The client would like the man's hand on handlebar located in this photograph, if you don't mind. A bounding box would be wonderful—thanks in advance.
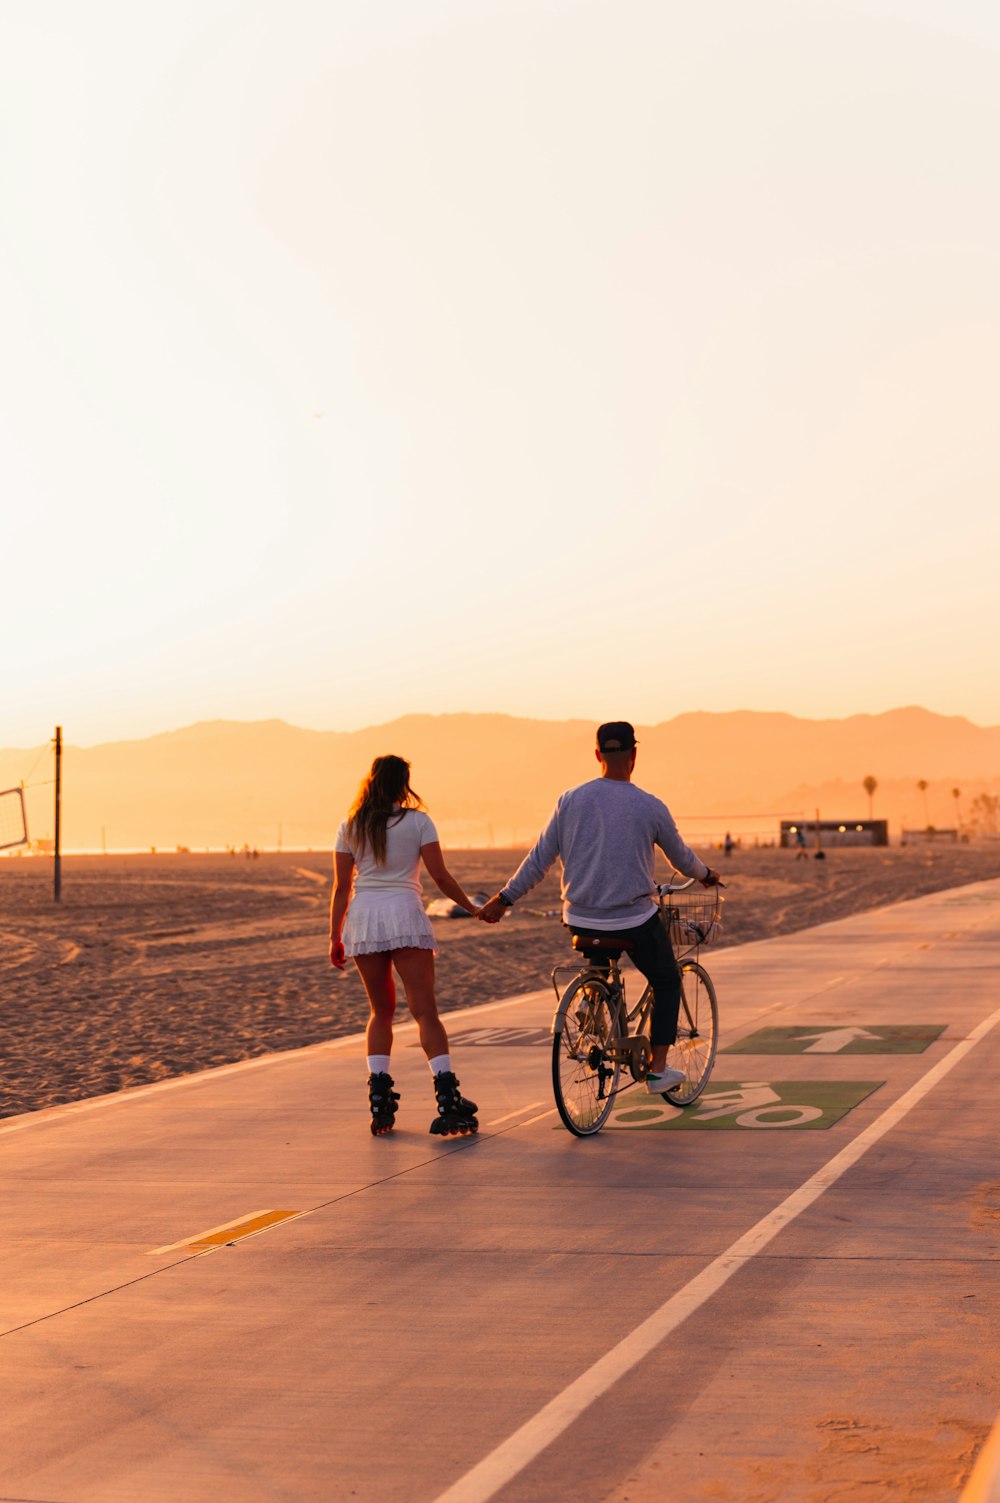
[701,868,723,887]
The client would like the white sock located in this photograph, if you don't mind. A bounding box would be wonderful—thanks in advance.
[367,1055,391,1075]
[428,1054,452,1076]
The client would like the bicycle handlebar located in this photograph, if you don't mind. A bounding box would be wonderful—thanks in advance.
[631,873,726,902]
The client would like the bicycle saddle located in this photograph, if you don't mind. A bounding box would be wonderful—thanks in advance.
[572,934,636,955]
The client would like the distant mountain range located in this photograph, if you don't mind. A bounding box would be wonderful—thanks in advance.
[3,708,999,851]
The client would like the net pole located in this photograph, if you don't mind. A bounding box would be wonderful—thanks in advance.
[54,726,62,903]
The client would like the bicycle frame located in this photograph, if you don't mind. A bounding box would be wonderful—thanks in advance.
[549,876,723,1134]
[553,925,718,1130]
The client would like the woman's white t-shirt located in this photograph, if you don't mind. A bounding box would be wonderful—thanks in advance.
[334,808,438,897]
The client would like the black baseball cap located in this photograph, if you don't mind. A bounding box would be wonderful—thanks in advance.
[596,721,637,752]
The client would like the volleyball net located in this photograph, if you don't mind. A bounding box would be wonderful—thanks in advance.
[0,786,29,850]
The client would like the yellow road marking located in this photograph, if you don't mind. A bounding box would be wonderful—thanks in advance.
[149,1209,300,1255]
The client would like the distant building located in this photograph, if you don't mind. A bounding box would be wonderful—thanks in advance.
[900,827,959,845]
[780,819,889,849]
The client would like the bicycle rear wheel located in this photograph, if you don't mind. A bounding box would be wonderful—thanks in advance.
[552,976,622,1136]
[662,961,718,1105]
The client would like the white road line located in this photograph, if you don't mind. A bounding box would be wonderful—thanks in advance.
[517,1109,558,1129]
[432,1001,1000,1503]
[485,1102,546,1126]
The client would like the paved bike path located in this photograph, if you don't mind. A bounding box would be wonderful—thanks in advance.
[2,878,999,1502]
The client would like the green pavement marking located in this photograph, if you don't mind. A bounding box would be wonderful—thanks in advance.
[607,1079,884,1131]
[721,1024,946,1055]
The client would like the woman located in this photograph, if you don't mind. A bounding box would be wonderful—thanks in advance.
[329,754,481,1137]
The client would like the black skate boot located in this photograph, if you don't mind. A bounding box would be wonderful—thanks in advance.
[368,1072,400,1135]
[429,1071,479,1136]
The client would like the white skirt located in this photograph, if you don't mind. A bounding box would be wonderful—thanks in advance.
[343,889,437,957]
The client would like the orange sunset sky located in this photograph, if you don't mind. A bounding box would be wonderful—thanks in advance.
[3,0,999,749]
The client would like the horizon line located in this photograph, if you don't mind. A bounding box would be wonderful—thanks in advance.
[4,702,998,754]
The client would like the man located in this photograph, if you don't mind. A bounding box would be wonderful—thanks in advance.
[478,721,720,1093]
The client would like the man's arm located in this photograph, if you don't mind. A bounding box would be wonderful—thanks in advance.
[478,807,561,924]
[654,803,715,884]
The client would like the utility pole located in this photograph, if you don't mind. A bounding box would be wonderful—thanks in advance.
[54,725,62,903]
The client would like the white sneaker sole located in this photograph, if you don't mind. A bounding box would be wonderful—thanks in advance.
[645,1072,686,1094]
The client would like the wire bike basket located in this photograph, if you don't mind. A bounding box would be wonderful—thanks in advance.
[659,884,723,959]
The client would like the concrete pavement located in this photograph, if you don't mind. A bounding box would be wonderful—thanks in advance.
[2,879,1000,1502]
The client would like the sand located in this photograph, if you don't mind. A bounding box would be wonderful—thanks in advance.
[2,843,1000,1119]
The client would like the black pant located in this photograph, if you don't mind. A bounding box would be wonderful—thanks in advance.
[570,911,681,1047]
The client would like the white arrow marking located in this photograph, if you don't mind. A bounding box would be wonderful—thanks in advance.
[798,1027,881,1054]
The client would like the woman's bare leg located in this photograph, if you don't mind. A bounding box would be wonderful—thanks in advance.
[392,948,449,1060]
[354,953,397,1057]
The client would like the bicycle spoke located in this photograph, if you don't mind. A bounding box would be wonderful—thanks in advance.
[664,962,719,1104]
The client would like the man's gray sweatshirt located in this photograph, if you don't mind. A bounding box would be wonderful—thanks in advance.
[501,777,709,930]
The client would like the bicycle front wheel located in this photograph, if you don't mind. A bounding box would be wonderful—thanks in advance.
[663,961,718,1105]
[552,976,622,1136]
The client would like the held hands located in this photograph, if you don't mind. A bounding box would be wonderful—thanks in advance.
[477,893,509,924]
[329,936,346,969]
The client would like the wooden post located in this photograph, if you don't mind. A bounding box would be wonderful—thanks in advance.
[54,725,62,903]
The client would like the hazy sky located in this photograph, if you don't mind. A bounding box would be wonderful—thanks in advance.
[4,0,998,748]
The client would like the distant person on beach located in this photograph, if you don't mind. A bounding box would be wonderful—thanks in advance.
[478,721,720,1095]
[329,754,481,1137]
[793,827,808,859]
[724,831,734,858]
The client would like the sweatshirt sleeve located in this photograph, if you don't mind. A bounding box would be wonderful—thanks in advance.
[653,800,710,881]
[501,803,562,903]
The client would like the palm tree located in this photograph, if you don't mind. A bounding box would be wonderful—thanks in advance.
[862,775,877,820]
[952,787,962,831]
[917,780,930,827]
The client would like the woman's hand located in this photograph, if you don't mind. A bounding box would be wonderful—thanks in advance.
[478,894,509,924]
[329,936,346,969]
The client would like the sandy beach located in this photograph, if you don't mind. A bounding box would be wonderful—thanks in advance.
[2,843,1000,1120]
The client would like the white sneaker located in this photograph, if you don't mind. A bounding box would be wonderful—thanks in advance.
[645,1066,686,1094]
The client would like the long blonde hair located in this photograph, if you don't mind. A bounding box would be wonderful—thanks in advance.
[346,755,424,864]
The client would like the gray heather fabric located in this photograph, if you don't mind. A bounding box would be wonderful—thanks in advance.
[501,777,709,929]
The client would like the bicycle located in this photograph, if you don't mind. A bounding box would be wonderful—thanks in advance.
[550,877,723,1137]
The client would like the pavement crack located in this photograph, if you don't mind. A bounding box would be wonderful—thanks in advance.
[0,1251,206,1341]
